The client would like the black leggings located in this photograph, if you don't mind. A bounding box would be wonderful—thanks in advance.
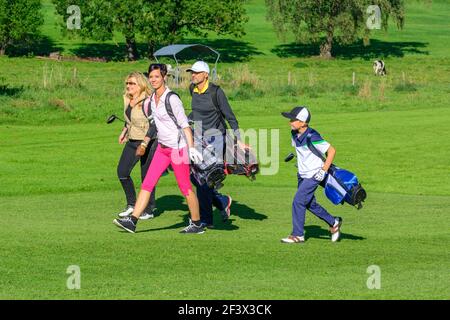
[117,139,157,212]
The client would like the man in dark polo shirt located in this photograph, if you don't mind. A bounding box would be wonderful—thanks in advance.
[187,61,245,228]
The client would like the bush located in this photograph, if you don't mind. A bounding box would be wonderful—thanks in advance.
[394,82,417,93]
[229,81,264,100]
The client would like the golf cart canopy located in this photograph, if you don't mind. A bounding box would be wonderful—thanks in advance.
[153,44,220,83]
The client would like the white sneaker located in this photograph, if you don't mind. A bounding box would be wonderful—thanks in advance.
[281,235,305,243]
[139,212,154,220]
[330,217,343,242]
[118,205,134,218]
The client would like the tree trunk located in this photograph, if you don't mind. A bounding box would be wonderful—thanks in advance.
[148,40,156,59]
[125,36,138,61]
[320,32,333,59]
[0,43,6,56]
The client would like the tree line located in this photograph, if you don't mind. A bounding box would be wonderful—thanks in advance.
[0,0,409,59]
[265,0,405,58]
[0,0,248,59]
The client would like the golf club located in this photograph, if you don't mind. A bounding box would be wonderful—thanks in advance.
[284,152,295,162]
[106,114,125,124]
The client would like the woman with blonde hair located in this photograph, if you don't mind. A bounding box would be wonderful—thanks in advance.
[116,72,157,220]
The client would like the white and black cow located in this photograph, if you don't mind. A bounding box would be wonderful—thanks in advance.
[373,60,387,76]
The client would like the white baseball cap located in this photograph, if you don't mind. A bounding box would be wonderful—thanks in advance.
[186,61,210,74]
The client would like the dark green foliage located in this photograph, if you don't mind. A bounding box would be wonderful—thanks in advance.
[394,82,417,92]
[229,82,264,100]
[52,0,248,60]
[0,0,44,55]
[265,0,405,58]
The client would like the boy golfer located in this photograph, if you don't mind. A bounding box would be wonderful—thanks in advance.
[281,106,342,243]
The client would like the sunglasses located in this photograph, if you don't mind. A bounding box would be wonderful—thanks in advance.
[126,82,137,86]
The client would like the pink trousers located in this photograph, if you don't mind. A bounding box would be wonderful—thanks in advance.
[141,144,192,196]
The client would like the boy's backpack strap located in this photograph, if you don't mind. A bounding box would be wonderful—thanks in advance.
[307,133,345,189]
[306,133,337,172]
[306,133,326,162]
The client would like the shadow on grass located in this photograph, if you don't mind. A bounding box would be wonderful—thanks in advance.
[179,38,264,63]
[207,199,267,231]
[227,200,267,221]
[72,43,150,62]
[272,39,429,60]
[136,196,266,233]
[155,194,188,215]
[8,37,263,62]
[305,225,365,241]
[0,84,25,97]
[5,36,63,57]
[136,195,190,233]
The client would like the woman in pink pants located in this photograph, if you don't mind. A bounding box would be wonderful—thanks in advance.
[113,64,205,234]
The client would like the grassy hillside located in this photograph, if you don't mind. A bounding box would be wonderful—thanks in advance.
[1,0,449,126]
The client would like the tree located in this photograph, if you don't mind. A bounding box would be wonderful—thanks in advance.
[52,0,139,60]
[140,0,248,57]
[52,0,248,61]
[266,0,405,58]
[0,0,44,56]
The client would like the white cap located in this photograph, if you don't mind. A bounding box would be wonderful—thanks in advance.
[186,61,210,74]
[281,106,311,123]
[296,107,310,122]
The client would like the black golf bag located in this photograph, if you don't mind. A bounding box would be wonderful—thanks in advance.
[224,134,259,180]
[190,140,227,190]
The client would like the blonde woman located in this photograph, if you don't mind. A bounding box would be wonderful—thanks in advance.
[116,72,157,220]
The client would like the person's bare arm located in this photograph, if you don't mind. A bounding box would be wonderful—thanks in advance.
[183,127,194,148]
[119,127,128,144]
[322,145,336,172]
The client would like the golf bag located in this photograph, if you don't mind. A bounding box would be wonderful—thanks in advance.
[190,141,227,190]
[189,82,259,181]
[306,134,367,209]
[224,134,259,180]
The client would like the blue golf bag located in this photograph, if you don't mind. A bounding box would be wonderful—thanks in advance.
[307,135,367,210]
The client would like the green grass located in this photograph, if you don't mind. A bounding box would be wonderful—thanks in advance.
[0,0,449,299]
[0,188,448,299]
